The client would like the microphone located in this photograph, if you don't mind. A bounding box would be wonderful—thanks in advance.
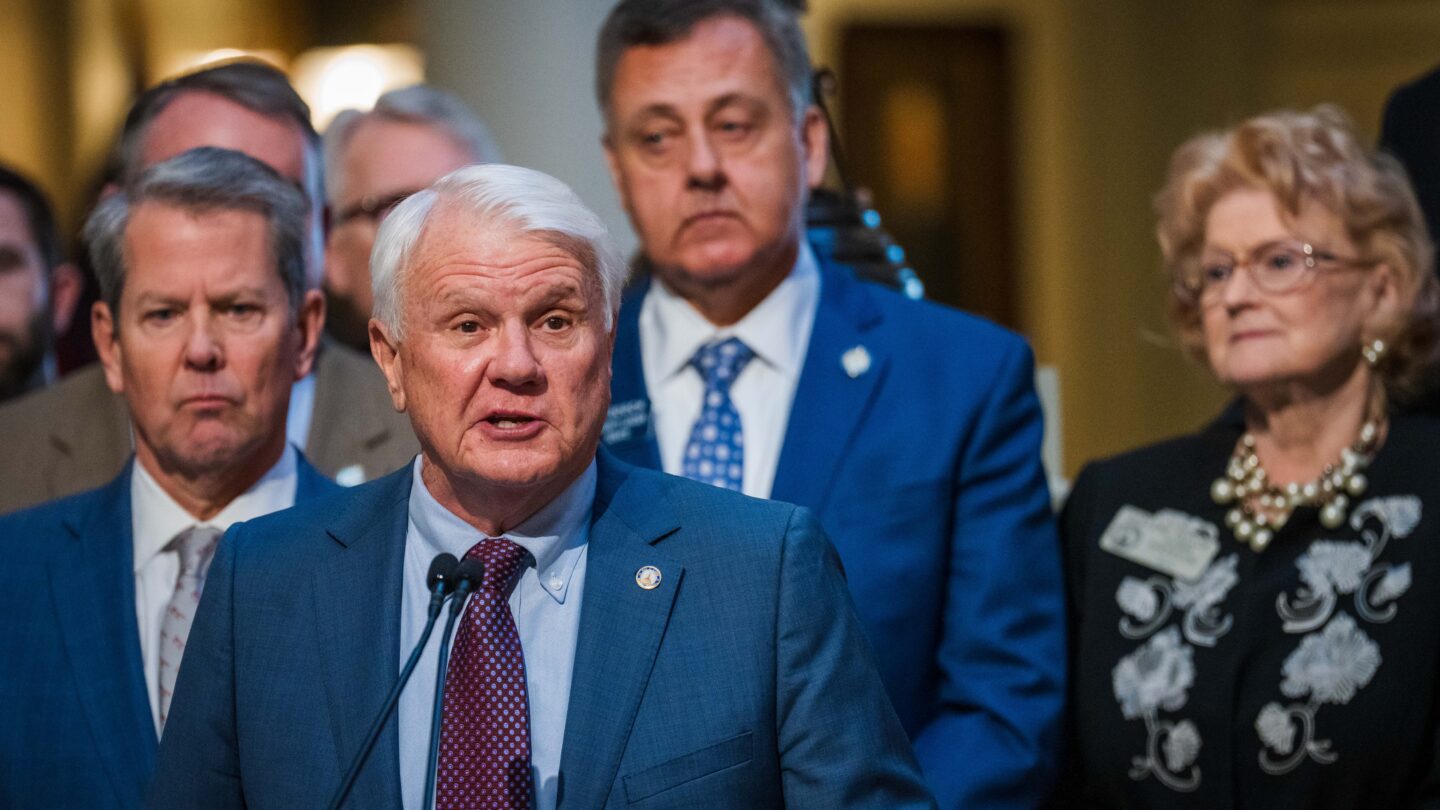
[327,553,461,810]
[422,556,485,810]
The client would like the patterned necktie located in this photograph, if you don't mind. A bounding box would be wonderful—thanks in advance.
[436,537,534,810]
[157,524,221,729]
[681,337,755,491]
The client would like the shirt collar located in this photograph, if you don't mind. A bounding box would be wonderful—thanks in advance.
[644,241,820,383]
[407,457,595,604]
[131,443,300,573]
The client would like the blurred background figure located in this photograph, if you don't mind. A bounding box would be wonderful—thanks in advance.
[0,60,417,515]
[596,1,1064,806]
[322,84,501,352]
[0,147,337,810]
[1060,105,1440,808]
[0,164,82,402]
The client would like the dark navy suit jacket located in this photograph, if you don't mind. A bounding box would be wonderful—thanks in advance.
[145,452,934,808]
[605,262,1067,808]
[0,455,337,809]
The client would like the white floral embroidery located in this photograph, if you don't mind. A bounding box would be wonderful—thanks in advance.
[1295,542,1371,597]
[1114,628,1195,719]
[1117,578,1159,623]
[1114,628,1202,791]
[1164,720,1202,772]
[1256,703,1296,756]
[1280,614,1381,704]
[1278,496,1422,632]
[1372,564,1412,606]
[1117,555,1238,647]
[1258,614,1382,774]
[1351,496,1422,537]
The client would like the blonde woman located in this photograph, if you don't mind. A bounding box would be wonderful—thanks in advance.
[1059,105,1440,808]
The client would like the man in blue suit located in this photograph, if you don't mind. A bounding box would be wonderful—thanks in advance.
[0,147,335,808]
[147,164,931,808]
[595,1,1066,806]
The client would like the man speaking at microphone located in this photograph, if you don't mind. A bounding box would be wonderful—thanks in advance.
[147,164,932,809]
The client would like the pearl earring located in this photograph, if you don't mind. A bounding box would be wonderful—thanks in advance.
[1362,338,1386,367]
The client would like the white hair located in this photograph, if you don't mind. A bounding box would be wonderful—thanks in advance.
[371,164,627,339]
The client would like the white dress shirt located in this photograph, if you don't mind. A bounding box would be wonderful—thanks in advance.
[131,443,300,734]
[639,242,820,499]
[398,457,593,810]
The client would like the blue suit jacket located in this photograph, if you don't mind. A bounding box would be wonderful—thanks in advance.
[145,451,934,808]
[605,263,1067,807]
[0,454,337,809]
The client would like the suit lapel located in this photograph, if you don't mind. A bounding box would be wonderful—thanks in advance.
[604,281,663,470]
[51,466,157,805]
[558,453,682,808]
[312,466,411,803]
[770,263,888,512]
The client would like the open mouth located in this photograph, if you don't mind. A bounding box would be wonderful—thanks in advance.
[484,413,538,429]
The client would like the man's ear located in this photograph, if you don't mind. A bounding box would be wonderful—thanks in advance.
[369,317,407,413]
[292,289,326,380]
[91,300,124,394]
[49,262,83,335]
[800,105,830,190]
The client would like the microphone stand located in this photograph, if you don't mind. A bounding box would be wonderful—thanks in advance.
[422,557,485,810]
[327,554,460,810]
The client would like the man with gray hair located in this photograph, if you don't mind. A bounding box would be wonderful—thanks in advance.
[149,163,933,808]
[323,84,502,351]
[0,61,418,515]
[0,147,340,809]
[596,1,1065,806]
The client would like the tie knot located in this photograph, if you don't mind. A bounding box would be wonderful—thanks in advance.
[691,337,754,392]
[464,537,531,595]
[167,525,221,577]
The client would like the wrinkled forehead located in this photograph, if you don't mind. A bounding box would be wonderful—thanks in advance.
[404,202,601,297]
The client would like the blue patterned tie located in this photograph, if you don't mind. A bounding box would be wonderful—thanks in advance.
[681,337,754,491]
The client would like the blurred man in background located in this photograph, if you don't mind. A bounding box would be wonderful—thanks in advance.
[596,1,1066,806]
[0,164,82,402]
[0,61,417,515]
[322,84,501,351]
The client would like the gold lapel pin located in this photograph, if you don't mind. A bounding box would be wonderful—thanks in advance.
[635,565,662,590]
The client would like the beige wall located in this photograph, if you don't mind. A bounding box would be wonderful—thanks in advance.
[808,0,1440,475]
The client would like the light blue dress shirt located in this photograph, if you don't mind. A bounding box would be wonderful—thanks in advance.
[397,456,593,810]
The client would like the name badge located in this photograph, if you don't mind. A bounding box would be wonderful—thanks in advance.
[1099,505,1220,581]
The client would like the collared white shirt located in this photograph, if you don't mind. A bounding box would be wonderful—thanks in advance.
[638,242,820,499]
[131,443,300,734]
[398,457,593,810]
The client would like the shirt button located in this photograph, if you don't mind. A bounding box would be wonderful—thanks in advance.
[548,575,563,591]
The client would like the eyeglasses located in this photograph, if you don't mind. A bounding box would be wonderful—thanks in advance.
[332,190,416,229]
[1176,239,1373,306]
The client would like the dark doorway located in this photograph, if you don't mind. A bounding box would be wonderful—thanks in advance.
[839,24,1016,327]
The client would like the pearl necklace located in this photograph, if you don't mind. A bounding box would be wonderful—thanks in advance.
[1210,418,1382,552]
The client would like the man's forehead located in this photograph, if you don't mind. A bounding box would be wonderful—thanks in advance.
[610,16,787,115]
[140,91,308,183]
[0,192,38,251]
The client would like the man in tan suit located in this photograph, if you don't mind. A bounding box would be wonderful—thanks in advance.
[0,62,416,515]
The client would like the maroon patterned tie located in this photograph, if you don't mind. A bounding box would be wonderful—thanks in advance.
[436,537,534,809]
